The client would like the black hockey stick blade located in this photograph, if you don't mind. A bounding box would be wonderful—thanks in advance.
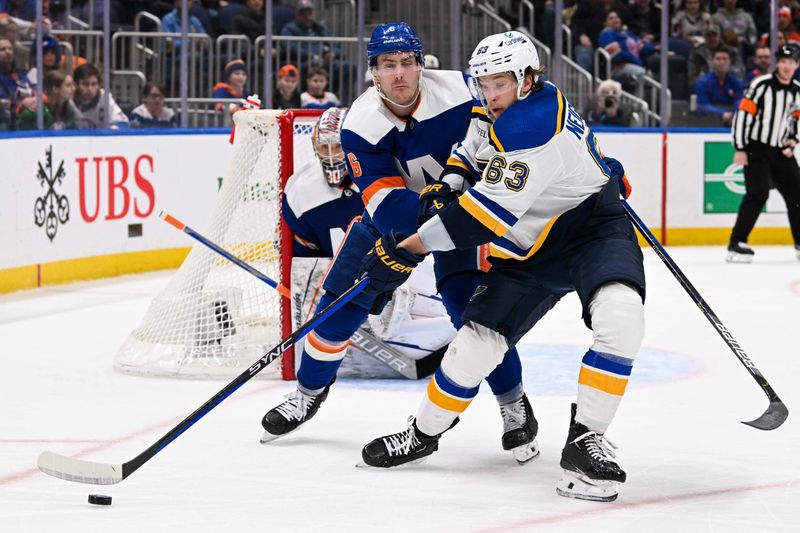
[414,345,447,379]
[622,200,788,430]
[37,276,370,485]
[742,400,789,431]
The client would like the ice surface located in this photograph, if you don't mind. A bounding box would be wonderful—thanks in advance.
[1,247,798,532]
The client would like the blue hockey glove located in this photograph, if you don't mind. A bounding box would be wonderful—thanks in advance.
[360,231,425,296]
[603,156,632,199]
[418,181,459,227]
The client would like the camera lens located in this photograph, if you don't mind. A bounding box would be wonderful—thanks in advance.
[604,97,615,107]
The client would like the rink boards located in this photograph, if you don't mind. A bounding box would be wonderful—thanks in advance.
[0,127,796,293]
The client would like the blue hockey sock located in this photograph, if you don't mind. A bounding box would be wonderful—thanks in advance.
[295,292,368,392]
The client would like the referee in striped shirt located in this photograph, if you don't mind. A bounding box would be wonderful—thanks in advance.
[729,44,800,262]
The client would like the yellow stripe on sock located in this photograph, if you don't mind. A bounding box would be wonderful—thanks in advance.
[426,379,472,413]
[578,367,629,396]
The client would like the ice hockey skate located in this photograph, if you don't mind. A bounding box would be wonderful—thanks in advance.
[260,381,333,443]
[499,393,540,464]
[726,242,755,263]
[359,417,457,468]
[556,404,626,502]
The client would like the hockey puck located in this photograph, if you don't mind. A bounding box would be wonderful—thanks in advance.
[88,494,112,506]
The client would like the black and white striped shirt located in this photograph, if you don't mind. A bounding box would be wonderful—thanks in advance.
[732,73,800,150]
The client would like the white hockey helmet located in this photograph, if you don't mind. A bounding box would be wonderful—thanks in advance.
[312,107,350,187]
[468,31,540,101]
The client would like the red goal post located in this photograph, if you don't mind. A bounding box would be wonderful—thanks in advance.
[115,109,324,381]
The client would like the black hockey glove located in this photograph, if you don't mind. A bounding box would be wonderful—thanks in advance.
[360,231,425,296]
[417,181,459,227]
[603,156,632,199]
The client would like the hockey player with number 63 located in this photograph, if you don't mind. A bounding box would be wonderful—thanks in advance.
[259,23,539,465]
[358,31,646,503]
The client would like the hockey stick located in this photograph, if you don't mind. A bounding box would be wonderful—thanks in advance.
[623,201,788,431]
[159,211,446,379]
[37,275,370,485]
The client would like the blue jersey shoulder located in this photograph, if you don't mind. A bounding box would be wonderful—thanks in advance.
[489,82,568,152]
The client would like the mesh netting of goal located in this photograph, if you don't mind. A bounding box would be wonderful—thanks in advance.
[114,110,322,380]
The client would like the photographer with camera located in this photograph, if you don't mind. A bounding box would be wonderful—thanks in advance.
[586,79,633,126]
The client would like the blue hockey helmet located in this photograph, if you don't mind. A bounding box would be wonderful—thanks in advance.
[367,22,424,67]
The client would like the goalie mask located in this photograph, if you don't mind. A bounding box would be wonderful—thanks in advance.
[468,31,540,118]
[312,107,350,187]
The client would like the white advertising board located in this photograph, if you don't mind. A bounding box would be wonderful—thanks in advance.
[0,132,231,270]
[593,130,664,231]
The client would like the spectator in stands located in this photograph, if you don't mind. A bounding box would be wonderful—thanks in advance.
[671,0,711,48]
[0,36,34,129]
[711,0,757,55]
[688,23,743,86]
[586,79,633,126]
[759,7,800,46]
[281,1,336,64]
[745,45,772,84]
[25,34,61,87]
[626,0,659,44]
[72,63,129,129]
[0,17,28,71]
[300,66,339,110]
[598,10,654,85]
[17,70,80,130]
[213,58,249,114]
[272,63,300,109]
[232,0,265,42]
[130,81,177,129]
[693,48,744,125]
[570,0,627,72]
[0,0,37,21]
[162,0,208,50]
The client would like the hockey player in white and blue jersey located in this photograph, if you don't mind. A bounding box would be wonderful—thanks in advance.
[260,23,538,464]
[282,108,363,257]
[359,31,646,503]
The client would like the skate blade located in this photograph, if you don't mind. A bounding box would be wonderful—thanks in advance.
[259,425,302,444]
[354,456,430,469]
[555,469,620,503]
[511,439,541,465]
[726,252,753,263]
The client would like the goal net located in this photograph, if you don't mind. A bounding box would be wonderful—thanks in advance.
[114,110,321,380]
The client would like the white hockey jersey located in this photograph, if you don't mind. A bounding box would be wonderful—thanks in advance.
[419,81,612,261]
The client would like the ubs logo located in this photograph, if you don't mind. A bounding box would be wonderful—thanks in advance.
[34,145,70,242]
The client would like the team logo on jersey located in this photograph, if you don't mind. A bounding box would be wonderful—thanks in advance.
[34,145,70,242]
[469,285,487,302]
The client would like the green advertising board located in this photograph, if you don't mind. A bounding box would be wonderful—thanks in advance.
[703,141,785,214]
[703,141,747,213]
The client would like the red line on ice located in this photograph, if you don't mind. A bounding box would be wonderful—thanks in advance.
[0,381,284,486]
[477,479,798,532]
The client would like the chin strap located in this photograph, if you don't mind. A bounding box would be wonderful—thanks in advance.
[375,82,421,111]
[371,62,424,111]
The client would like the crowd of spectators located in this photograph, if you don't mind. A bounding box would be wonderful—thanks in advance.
[503,0,800,126]
[0,0,343,130]
[4,0,800,130]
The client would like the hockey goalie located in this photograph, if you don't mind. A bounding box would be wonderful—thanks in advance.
[282,107,456,379]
